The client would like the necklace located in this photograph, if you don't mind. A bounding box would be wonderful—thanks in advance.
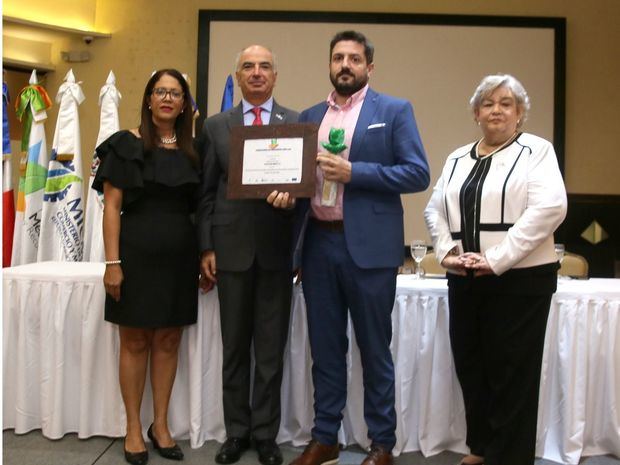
[160,133,177,144]
[476,131,518,158]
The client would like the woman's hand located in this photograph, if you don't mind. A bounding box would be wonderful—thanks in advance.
[441,255,468,276]
[200,250,217,280]
[461,252,495,277]
[199,275,215,293]
[199,251,217,293]
[104,264,123,302]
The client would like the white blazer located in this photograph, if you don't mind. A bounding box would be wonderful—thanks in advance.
[424,133,567,275]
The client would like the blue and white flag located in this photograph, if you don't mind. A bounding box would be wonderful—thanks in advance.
[83,70,120,262]
[12,70,52,265]
[38,69,85,261]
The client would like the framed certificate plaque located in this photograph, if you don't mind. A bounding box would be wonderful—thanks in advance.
[227,123,318,199]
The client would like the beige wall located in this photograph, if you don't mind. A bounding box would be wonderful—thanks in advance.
[4,0,619,198]
[3,0,97,31]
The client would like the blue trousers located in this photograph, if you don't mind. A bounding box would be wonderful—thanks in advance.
[301,223,397,449]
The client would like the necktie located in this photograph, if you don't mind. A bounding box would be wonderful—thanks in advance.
[251,107,263,126]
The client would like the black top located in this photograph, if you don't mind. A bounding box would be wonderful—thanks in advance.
[92,130,200,328]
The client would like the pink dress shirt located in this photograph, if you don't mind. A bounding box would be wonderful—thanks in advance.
[310,85,369,221]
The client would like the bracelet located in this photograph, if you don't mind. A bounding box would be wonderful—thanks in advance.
[105,260,122,265]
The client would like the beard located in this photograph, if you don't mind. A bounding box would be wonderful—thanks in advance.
[330,69,368,97]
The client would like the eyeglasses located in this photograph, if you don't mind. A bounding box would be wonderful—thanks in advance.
[151,87,184,101]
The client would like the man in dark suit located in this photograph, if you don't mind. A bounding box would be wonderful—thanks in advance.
[289,31,430,465]
[197,44,298,465]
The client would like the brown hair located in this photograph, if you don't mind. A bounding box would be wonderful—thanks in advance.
[330,30,374,64]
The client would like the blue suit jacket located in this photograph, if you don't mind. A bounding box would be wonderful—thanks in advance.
[295,88,430,269]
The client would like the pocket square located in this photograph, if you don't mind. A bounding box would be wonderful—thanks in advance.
[367,123,386,129]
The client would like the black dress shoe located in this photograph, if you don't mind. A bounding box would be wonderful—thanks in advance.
[147,424,184,461]
[255,439,283,465]
[215,437,251,464]
[124,437,148,465]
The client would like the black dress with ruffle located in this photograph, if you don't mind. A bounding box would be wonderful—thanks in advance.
[92,130,199,328]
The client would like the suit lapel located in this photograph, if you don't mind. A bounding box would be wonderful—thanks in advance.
[227,104,244,130]
[270,100,288,125]
[221,105,243,169]
[349,88,379,161]
[312,103,329,124]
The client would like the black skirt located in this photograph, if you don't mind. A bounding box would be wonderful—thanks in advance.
[93,130,200,328]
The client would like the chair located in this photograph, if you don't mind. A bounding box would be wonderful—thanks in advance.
[559,252,589,278]
[400,256,415,274]
[400,251,447,276]
[420,251,447,276]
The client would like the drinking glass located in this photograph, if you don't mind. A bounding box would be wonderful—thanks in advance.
[411,240,427,279]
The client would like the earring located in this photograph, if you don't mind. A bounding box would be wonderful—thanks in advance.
[477,121,480,126]
[517,119,521,125]
[148,105,152,110]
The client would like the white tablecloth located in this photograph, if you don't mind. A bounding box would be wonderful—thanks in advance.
[3,263,620,464]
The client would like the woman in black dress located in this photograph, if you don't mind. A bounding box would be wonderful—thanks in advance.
[93,69,200,465]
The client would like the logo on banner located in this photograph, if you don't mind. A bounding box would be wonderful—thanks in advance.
[26,210,42,246]
[43,149,84,259]
[43,150,82,202]
[50,197,84,260]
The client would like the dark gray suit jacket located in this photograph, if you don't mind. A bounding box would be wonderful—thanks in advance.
[197,101,299,271]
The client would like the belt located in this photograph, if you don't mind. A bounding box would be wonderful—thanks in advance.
[311,217,344,232]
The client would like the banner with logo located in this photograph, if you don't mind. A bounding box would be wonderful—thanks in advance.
[38,69,85,261]
[83,70,121,262]
[11,70,52,265]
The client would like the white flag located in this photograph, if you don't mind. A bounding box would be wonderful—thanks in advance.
[11,70,51,266]
[37,69,85,261]
[83,70,121,262]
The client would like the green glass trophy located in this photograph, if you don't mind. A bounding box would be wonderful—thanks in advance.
[320,128,347,206]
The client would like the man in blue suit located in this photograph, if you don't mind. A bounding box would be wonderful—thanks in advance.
[289,31,429,465]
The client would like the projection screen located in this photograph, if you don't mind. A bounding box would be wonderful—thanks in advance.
[197,11,566,243]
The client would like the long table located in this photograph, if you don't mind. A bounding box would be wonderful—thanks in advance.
[3,262,620,464]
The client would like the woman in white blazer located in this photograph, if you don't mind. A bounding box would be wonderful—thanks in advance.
[424,74,567,465]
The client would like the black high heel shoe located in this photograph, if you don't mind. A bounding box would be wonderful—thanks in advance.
[124,437,148,465]
[147,424,184,461]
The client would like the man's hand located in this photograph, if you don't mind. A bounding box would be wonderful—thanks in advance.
[267,190,296,209]
[317,152,352,183]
